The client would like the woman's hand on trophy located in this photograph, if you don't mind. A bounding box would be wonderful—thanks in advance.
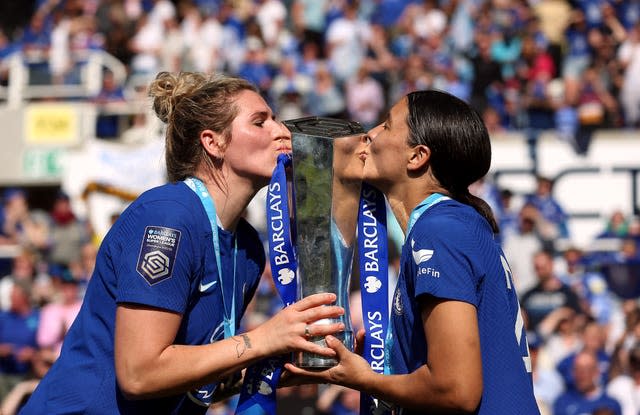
[278,329,369,387]
[283,334,373,390]
[251,293,345,357]
[354,328,366,356]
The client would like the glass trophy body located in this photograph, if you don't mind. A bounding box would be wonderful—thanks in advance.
[283,117,365,369]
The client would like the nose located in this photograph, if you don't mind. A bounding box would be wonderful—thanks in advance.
[275,120,291,141]
[367,123,383,141]
[361,126,381,146]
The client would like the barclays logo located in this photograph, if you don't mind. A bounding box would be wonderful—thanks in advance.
[364,276,382,293]
[258,381,273,395]
[277,268,295,285]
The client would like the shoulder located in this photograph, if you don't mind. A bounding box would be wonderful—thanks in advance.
[135,182,199,209]
[415,199,463,226]
[411,200,482,242]
[107,182,207,249]
[122,182,204,228]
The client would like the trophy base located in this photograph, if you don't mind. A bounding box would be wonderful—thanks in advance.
[295,330,353,370]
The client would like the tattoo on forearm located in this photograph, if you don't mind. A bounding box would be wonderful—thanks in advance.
[233,334,252,358]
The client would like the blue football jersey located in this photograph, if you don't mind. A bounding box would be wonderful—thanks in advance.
[21,182,265,415]
[389,198,540,414]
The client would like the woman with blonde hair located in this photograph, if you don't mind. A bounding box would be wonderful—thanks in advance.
[21,72,344,414]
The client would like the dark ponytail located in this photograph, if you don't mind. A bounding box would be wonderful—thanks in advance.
[450,188,499,234]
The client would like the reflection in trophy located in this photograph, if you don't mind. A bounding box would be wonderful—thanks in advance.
[283,117,365,369]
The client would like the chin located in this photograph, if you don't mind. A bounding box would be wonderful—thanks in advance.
[362,169,379,184]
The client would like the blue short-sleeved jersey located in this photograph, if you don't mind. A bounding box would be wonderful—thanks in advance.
[389,198,540,414]
[21,182,265,415]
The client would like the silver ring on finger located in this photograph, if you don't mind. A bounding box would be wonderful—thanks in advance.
[304,325,311,339]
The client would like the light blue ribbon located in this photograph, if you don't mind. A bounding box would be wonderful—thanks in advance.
[184,177,238,406]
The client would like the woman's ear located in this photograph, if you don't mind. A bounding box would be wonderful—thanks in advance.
[200,129,226,160]
[407,144,430,172]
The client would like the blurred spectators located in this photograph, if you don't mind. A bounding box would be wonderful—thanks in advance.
[0,280,40,401]
[496,188,519,239]
[47,192,91,268]
[325,1,371,84]
[524,176,570,240]
[0,0,635,148]
[344,65,385,130]
[0,250,37,312]
[1,189,49,255]
[553,350,622,415]
[36,266,81,365]
[618,22,640,127]
[255,0,286,50]
[501,203,547,295]
[606,342,640,415]
[538,307,583,369]
[270,55,312,117]
[599,210,632,239]
[237,36,273,97]
[306,62,347,118]
[520,250,583,333]
[529,331,565,415]
[467,31,504,121]
[572,66,619,155]
[291,0,328,56]
[556,320,612,392]
[559,246,615,326]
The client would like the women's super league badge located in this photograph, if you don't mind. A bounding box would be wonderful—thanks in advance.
[136,225,181,285]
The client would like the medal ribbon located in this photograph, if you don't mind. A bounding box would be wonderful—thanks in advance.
[357,183,390,415]
[236,153,297,414]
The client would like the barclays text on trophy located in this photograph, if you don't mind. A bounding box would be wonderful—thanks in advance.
[283,117,365,369]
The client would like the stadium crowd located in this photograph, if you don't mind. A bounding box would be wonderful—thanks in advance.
[1,0,640,414]
[1,0,640,158]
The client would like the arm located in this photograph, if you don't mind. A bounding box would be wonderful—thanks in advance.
[115,293,344,400]
[286,296,483,412]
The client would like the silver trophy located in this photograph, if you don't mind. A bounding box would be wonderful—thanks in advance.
[283,117,365,369]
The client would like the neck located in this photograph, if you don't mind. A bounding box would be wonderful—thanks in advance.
[194,168,260,231]
[385,181,442,234]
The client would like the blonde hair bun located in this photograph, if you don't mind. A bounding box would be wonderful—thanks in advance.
[148,72,208,123]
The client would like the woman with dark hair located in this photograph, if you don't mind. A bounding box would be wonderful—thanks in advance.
[287,90,540,414]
